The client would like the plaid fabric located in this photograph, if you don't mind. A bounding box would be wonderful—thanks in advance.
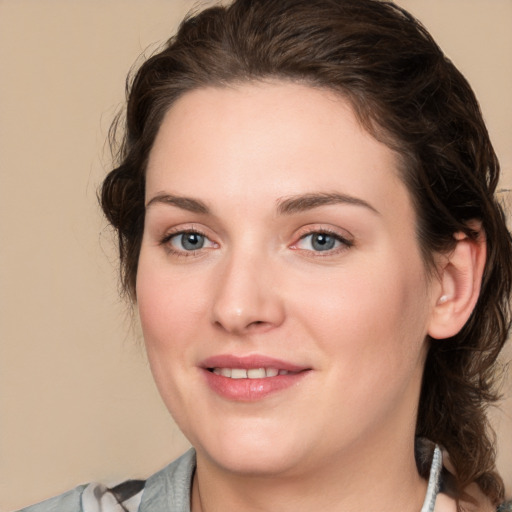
[82,479,145,512]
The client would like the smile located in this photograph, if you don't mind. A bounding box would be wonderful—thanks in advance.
[201,355,310,400]
[209,368,295,378]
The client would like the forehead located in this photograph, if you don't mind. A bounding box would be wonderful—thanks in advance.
[146,81,410,219]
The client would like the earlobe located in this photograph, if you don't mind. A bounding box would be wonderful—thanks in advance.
[427,228,486,340]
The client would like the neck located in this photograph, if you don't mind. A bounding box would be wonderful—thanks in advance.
[191,433,428,512]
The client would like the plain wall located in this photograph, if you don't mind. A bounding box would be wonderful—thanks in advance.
[0,1,511,510]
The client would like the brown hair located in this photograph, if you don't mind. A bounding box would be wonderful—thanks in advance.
[101,0,512,505]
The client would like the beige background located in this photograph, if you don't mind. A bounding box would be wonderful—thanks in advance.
[0,1,511,510]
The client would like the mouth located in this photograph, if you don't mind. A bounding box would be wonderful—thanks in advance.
[207,367,298,379]
[201,355,310,401]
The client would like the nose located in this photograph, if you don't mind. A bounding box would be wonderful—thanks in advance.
[211,249,285,335]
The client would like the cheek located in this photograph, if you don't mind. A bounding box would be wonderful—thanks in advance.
[135,255,210,422]
[135,253,213,412]
[137,258,208,345]
[288,253,431,374]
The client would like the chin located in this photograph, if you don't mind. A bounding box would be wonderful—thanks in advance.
[204,444,301,477]
[190,422,309,476]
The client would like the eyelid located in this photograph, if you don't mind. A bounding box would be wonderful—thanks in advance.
[290,225,354,253]
[160,225,218,256]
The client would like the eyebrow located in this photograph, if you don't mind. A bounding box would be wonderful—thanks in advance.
[145,193,210,214]
[145,191,379,216]
[276,192,379,215]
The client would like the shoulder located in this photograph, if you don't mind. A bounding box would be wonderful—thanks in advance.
[15,485,88,512]
[497,501,512,512]
[14,450,196,512]
[15,481,145,512]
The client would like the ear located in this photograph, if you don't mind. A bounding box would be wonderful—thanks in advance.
[427,226,486,340]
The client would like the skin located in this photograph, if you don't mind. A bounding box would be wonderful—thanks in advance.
[137,82,454,512]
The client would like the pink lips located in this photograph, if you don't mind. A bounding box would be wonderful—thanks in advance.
[200,354,310,401]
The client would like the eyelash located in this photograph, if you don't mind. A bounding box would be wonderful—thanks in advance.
[160,228,216,258]
[159,228,353,258]
[292,228,354,256]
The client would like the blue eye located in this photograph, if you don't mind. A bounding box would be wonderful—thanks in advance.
[173,232,205,250]
[165,231,216,253]
[309,233,337,251]
[295,232,349,252]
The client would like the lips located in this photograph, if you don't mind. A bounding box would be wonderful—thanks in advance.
[211,367,295,378]
[200,355,310,401]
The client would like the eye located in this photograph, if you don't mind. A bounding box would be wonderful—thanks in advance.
[294,231,352,253]
[164,230,217,254]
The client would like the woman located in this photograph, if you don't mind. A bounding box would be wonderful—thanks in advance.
[19,0,512,511]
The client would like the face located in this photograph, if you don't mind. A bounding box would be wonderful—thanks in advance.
[137,82,438,478]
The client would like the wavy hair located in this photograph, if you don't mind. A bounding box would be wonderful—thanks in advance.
[101,0,512,505]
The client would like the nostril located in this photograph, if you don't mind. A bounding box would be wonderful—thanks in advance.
[249,320,265,327]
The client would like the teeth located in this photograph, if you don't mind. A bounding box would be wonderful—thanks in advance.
[247,368,266,379]
[211,367,288,379]
[231,369,247,379]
